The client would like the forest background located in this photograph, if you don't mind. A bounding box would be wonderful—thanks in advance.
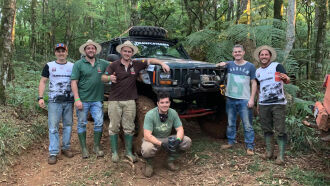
[0,0,329,182]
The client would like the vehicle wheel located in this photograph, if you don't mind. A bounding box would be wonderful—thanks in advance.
[133,96,156,154]
[129,26,167,38]
[198,111,228,139]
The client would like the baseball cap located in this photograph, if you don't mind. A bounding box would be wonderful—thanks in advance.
[55,43,68,51]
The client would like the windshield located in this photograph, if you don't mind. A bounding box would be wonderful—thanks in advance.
[132,41,189,59]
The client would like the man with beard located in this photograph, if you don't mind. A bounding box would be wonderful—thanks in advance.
[101,40,170,163]
[71,40,109,159]
[254,45,290,165]
[38,43,74,164]
[216,44,257,155]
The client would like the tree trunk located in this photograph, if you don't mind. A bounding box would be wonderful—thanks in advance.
[274,0,283,20]
[283,0,296,64]
[236,0,248,24]
[0,0,16,105]
[227,0,234,21]
[313,0,328,80]
[29,0,37,61]
[130,0,139,26]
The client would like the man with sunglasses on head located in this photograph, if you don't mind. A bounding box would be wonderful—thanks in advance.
[141,92,192,177]
[38,43,74,165]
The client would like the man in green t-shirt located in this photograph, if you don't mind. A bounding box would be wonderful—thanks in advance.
[141,93,192,177]
[71,40,109,159]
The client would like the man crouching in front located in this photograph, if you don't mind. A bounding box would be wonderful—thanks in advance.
[141,92,192,177]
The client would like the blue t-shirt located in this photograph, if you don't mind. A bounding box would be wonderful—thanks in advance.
[225,61,256,99]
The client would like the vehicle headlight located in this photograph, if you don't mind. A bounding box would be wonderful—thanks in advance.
[159,72,171,79]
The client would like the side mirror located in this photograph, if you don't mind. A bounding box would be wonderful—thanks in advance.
[107,54,120,62]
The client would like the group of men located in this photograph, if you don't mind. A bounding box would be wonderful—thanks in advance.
[38,39,190,177]
[38,39,290,178]
[217,44,290,165]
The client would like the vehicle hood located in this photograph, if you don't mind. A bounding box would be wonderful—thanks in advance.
[135,57,217,68]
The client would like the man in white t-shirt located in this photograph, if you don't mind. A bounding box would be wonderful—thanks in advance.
[254,45,290,165]
[38,43,74,164]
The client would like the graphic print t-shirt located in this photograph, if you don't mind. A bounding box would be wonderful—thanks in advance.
[256,62,287,105]
[225,61,256,100]
[143,107,182,138]
[41,61,74,102]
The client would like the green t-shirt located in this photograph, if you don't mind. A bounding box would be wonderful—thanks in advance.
[71,58,109,102]
[143,107,182,138]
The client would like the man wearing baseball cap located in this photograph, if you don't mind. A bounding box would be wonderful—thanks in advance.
[254,45,290,165]
[71,40,109,159]
[38,43,74,164]
[101,40,170,163]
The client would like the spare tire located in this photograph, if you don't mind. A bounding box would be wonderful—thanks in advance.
[129,26,167,38]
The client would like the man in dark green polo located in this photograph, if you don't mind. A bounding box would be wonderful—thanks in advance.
[71,39,109,159]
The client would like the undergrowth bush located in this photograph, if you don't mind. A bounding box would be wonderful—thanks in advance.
[1,60,48,171]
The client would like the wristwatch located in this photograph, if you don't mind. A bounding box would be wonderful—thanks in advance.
[37,97,43,101]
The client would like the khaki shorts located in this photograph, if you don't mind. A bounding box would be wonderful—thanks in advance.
[108,100,136,135]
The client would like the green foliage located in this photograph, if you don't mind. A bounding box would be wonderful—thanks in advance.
[286,166,330,185]
[284,84,300,98]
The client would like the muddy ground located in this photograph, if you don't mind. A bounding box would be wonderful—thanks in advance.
[1,116,329,186]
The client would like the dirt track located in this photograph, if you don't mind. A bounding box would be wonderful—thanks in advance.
[2,116,330,185]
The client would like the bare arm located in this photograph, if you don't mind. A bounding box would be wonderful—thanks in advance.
[71,80,83,109]
[216,62,227,67]
[144,129,162,146]
[148,58,170,73]
[248,79,257,108]
[38,77,48,108]
[175,126,184,140]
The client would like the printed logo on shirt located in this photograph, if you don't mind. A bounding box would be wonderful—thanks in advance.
[52,67,56,72]
[97,66,101,73]
[130,67,135,75]
[229,67,250,75]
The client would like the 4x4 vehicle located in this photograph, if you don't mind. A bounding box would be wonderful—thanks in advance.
[99,26,227,152]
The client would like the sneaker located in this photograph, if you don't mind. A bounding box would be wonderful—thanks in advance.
[246,149,254,156]
[48,155,57,165]
[61,149,74,158]
[221,144,233,150]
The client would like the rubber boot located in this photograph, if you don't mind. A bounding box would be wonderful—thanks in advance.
[78,132,89,159]
[93,131,104,157]
[275,135,287,165]
[143,158,154,177]
[166,153,179,171]
[110,134,119,162]
[124,134,137,163]
[262,133,274,160]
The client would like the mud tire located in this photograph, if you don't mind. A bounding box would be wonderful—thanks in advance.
[129,26,167,38]
[133,96,156,154]
[198,112,228,139]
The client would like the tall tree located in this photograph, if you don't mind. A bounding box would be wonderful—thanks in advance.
[227,0,234,21]
[313,0,328,80]
[274,0,283,20]
[0,0,16,104]
[29,0,37,61]
[283,0,296,64]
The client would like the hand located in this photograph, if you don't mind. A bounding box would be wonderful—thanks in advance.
[247,99,254,108]
[38,99,45,108]
[170,139,181,150]
[110,72,117,83]
[279,73,290,84]
[161,141,170,152]
[75,100,83,110]
[161,63,170,73]
[216,62,227,67]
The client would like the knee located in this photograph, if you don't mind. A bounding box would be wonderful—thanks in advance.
[141,142,157,158]
[49,128,58,134]
[179,136,192,150]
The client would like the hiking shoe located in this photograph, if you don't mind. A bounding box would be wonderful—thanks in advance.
[62,149,74,158]
[246,149,254,156]
[221,144,233,150]
[166,161,179,171]
[48,155,57,165]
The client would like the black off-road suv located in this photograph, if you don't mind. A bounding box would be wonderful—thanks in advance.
[99,26,227,152]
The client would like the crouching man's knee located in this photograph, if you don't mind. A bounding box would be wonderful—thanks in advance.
[179,136,192,151]
[141,139,159,158]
